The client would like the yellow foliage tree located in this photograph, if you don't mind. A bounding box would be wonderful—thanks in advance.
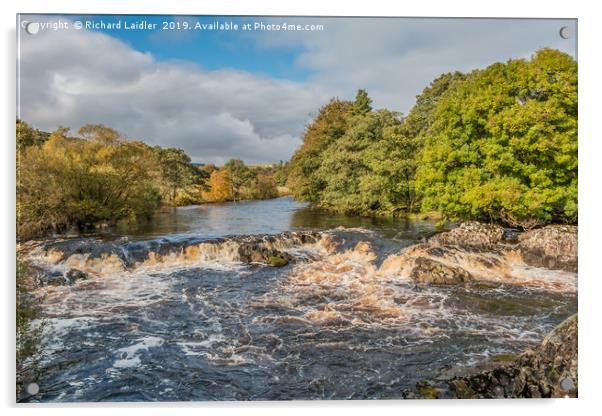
[202,170,232,202]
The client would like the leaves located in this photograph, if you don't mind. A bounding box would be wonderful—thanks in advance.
[416,49,577,227]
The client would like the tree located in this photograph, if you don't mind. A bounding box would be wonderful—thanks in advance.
[78,124,121,145]
[314,109,415,215]
[350,89,373,116]
[273,161,288,187]
[287,99,352,202]
[16,119,47,151]
[155,147,202,205]
[401,72,466,139]
[17,125,163,238]
[202,169,232,202]
[252,173,279,200]
[415,48,577,227]
[223,159,254,202]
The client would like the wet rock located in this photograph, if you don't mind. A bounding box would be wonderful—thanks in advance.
[449,314,578,398]
[267,253,289,267]
[429,222,504,249]
[409,257,473,285]
[44,271,68,286]
[237,243,292,267]
[402,380,441,399]
[65,269,88,284]
[518,225,577,272]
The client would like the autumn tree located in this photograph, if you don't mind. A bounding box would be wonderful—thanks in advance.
[202,169,232,202]
[78,124,121,145]
[17,125,163,238]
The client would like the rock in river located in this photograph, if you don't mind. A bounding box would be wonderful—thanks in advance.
[429,221,505,248]
[409,257,473,285]
[518,225,578,272]
[449,314,578,398]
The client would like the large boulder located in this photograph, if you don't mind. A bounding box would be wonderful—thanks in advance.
[429,222,504,249]
[237,243,292,267]
[409,257,473,285]
[518,225,577,272]
[449,314,578,398]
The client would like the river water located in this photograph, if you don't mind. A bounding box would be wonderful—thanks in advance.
[23,197,577,402]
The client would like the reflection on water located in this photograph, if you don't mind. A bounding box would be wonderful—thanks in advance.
[112,197,311,240]
[99,197,443,243]
[24,197,577,402]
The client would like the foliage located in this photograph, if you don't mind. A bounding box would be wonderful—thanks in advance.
[202,169,232,202]
[16,256,44,398]
[224,159,255,201]
[201,160,280,202]
[401,72,467,139]
[288,90,422,215]
[17,119,48,151]
[252,173,279,200]
[78,123,121,145]
[272,161,288,187]
[415,49,577,227]
[287,99,352,202]
[154,147,205,204]
[16,122,202,238]
[287,49,577,227]
[350,89,373,116]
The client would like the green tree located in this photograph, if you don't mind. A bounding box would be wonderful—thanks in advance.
[401,72,466,139]
[273,160,288,187]
[287,99,352,202]
[154,147,202,204]
[315,109,416,215]
[415,48,577,228]
[224,159,254,202]
[252,173,279,200]
[350,89,373,116]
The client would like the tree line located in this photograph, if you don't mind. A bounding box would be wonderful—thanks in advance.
[16,122,287,240]
[286,48,577,229]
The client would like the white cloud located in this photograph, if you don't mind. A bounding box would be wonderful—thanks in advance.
[254,17,577,112]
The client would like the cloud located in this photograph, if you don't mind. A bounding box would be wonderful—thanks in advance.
[253,17,577,112]
[18,22,329,164]
[18,17,577,163]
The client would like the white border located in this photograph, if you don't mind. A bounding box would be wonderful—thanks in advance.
[2,1,601,415]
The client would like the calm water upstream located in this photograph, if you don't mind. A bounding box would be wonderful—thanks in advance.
[23,197,577,401]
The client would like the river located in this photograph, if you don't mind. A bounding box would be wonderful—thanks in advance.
[22,196,577,401]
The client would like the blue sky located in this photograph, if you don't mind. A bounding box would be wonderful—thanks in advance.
[18,15,577,164]
[63,15,314,81]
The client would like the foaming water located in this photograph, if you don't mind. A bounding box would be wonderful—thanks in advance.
[21,198,577,402]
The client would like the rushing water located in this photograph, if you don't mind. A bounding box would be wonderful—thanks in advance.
[22,197,577,402]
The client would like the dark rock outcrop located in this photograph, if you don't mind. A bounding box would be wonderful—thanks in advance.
[518,225,577,272]
[237,243,292,267]
[429,222,505,249]
[409,257,473,285]
[449,314,578,398]
[65,269,88,284]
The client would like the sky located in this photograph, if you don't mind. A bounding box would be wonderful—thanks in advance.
[17,15,577,164]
